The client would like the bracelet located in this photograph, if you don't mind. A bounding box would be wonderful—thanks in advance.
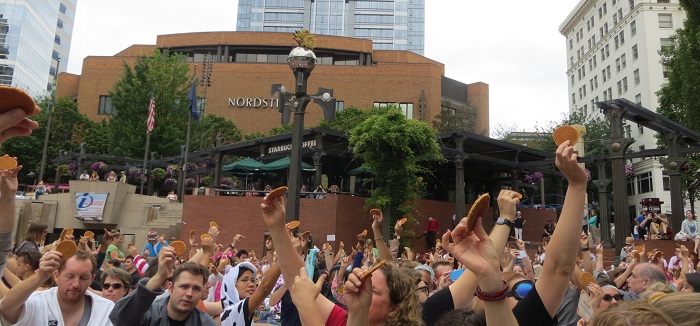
[229,244,235,249]
[581,247,590,251]
[475,280,509,302]
[374,236,384,241]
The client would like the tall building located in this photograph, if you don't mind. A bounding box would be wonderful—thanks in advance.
[0,0,76,98]
[560,0,686,215]
[236,0,425,55]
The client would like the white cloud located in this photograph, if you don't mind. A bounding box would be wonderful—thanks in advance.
[68,0,580,135]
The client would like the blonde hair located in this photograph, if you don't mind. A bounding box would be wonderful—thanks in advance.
[382,263,424,326]
[640,282,675,303]
[591,301,674,326]
[652,292,700,326]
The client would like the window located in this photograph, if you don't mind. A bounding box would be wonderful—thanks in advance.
[617,80,623,95]
[607,87,613,100]
[603,89,608,100]
[572,93,576,105]
[639,145,645,151]
[631,20,637,36]
[660,38,673,52]
[583,104,588,115]
[603,3,607,15]
[593,55,597,67]
[616,58,621,72]
[618,9,623,21]
[599,7,603,19]
[54,35,60,45]
[604,23,609,34]
[602,68,608,82]
[570,56,574,66]
[98,96,115,115]
[637,171,653,194]
[663,65,669,78]
[619,31,625,46]
[600,27,604,39]
[613,0,617,6]
[638,124,644,135]
[621,54,627,69]
[569,39,573,50]
[52,50,60,60]
[582,65,586,77]
[374,102,413,119]
[627,179,636,195]
[583,85,587,97]
[57,19,64,29]
[635,93,642,105]
[622,77,628,92]
[594,76,599,88]
[335,101,344,111]
[634,69,640,85]
[614,35,620,49]
[658,14,673,28]
[632,44,639,60]
[571,74,575,86]
[606,66,611,80]
[663,176,670,191]
[59,3,67,14]
[613,13,618,25]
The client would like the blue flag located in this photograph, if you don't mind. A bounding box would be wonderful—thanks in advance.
[187,78,199,121]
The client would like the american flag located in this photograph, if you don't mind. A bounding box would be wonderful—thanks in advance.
[146,96,155,133]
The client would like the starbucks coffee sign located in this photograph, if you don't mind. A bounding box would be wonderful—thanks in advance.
[227,97,280,108]
[267,139,317,154]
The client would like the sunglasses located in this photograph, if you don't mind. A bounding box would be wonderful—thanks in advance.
[102,283,123,290]
[416,285,429,296]
[506,280,534,301]
[602,293,623,302]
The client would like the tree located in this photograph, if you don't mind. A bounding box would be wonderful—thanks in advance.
[191,115,243,150]
[317,106,381,132]
[431,103,477,134]
[268,123,292,136]
[108,49,191,158]
[350,107,443,224]
[1,97,94,184]
[243,131,266,140]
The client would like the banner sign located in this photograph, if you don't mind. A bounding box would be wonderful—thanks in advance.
[75,193,109,221]
[266,139,316,155]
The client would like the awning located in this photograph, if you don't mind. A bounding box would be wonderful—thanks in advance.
[261,157,316,171]
[222,157,265,172]
[349,166,373,176]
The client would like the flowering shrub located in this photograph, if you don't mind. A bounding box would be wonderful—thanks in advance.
[186,163,198,173]
[625,164,635,179]
[66,162,77,175]
[201,159,215,170]
[524,171,544,184]
[585,168,591,181]
[166,165,179,177]
[91,161,108,173]
[201,176,212,187]
[127,167,147,183]
[151,168,166,181]
[219,177,233,186]
[56,164,70,176]
[163,178,178,189]
[185,178,196,187]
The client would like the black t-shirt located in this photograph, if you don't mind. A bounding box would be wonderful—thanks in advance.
[513,285,557,326]
[514,217,524,228]
[544,224,554,235]
[129,270,140,289]
[422,287,455,326]
[167,317,186,326]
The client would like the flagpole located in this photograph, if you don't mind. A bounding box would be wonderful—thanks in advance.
[141,84,155,195]
[38,58,60,183]
[180,66,197,203]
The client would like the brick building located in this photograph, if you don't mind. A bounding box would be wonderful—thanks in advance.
[56,31,488,135]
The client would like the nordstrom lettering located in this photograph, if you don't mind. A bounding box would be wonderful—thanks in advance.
[227,97,279,108]
[267,140,317,154]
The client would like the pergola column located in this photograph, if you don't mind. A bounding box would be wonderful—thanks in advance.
[660,132,687,234]
[593,160,613,247]
[455,158,466,221]
[602,108,635,250]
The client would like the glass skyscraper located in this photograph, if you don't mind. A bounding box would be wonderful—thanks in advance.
[237,0,425,55]
[0,0,76,98]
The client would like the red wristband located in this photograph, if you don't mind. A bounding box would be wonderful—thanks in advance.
[475,280,509,302]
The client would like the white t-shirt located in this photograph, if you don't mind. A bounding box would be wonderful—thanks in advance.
[669,256,682,270]
[3,287,114,326]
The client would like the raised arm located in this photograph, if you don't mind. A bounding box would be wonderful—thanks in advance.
[290,266,327,326]
[580,233,595,273]
[0,167,22,278]
[0,251,61,324]
[370,210,394,263]
[536,141,588,317]
[247,262,281,315]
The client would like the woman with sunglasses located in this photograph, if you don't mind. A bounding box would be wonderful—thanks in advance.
[100,268,131,302]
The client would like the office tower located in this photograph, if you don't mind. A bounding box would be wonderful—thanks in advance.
[560,0,686,214]
[0,0,76,97]
[237,0,425,55]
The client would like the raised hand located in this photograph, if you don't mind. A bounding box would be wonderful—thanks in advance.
[291,266,327,307]
[37,250,62,281]
[207,226,219,242]
[371,210,383,232]
[342,267,373,315]
[497,190,520,219]
[0,165,21,196]
[581,232,589,249]
[442,216,500,278]
[555,141,587,185]
[0,108,39,147]
[261,195,286,229]
[156,246,176,281]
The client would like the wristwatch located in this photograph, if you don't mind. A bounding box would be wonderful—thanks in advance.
[496,217,515,229]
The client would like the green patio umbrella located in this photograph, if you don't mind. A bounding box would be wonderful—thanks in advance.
[222,157,265,172]
[261,157,316,171]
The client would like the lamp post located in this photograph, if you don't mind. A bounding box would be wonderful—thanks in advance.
[279,30,337,223]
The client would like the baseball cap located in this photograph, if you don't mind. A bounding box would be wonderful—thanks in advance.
[414,264,435,279]
[147,230,158,240]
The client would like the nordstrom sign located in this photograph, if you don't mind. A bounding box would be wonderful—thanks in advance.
[227,97,280,108]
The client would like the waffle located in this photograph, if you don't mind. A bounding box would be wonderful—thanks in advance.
[466,193,490,232]
[0,86,39,115]
[552,125,580,146]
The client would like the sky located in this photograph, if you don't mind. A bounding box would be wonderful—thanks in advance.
[67,0,582,136]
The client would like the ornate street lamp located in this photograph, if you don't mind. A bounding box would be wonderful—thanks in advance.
[277,30,337,223]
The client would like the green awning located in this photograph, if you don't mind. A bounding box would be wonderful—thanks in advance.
[222,157,265,172]
[349,165,373,175]
[261,157,316,171]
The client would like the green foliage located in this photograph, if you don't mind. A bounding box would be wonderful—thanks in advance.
[317,106,382,132]
[349,107,443,224]
[1,96,94,183]
[151,167,166,181]
[243,131,266,140]
[657,0,700,145]
[432,103,477,134]
[269,124,293,135]
[108,49,191,158]
[191,114,243,150]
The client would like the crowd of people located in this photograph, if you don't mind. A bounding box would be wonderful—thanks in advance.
[2,105,700,325]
